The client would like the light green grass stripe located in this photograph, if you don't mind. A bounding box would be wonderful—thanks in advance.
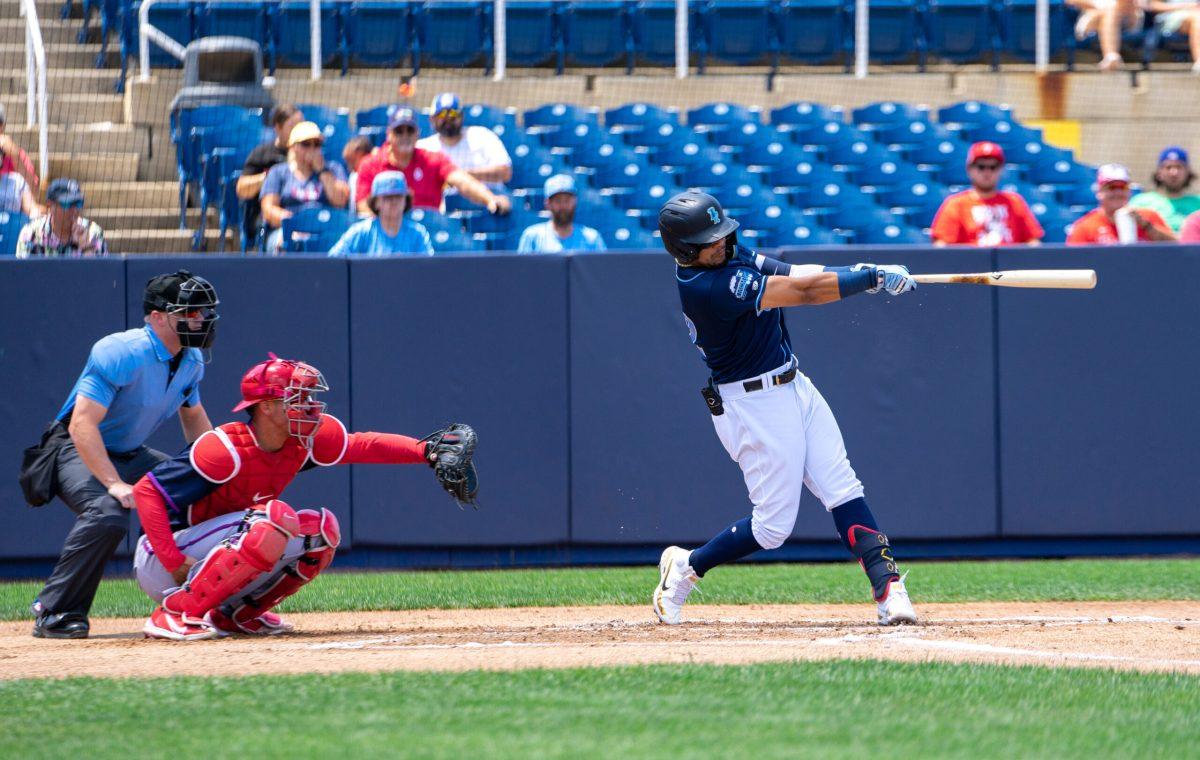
[3,558,1197,621]
[2,661,1197,759]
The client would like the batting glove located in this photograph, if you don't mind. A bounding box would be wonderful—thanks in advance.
[877,264,916,296]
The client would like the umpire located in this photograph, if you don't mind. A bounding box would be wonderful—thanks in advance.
[27,271,219,638]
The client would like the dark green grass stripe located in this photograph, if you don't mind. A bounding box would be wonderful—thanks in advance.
[3,558,1196,621]
[2,661,1197,758]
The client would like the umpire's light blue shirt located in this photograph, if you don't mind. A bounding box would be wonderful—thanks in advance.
[56,325,204,453]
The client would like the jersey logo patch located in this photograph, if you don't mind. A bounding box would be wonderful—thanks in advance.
[729,270,758,301]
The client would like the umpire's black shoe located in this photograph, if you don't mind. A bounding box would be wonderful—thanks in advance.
[32,612,89,639]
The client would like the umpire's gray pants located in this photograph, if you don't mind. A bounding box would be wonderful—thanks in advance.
[36,440,168,617]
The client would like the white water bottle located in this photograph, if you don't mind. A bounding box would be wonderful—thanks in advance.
[1114,207,1138,243]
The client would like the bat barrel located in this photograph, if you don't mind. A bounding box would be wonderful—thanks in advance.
[912,270,1097,289]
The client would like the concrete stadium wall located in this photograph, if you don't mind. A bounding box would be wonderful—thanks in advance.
[1,248,1196,571]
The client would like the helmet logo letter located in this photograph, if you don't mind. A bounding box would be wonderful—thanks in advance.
[707,206,721,225]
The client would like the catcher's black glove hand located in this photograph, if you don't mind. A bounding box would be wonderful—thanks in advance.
[421,423,479,508]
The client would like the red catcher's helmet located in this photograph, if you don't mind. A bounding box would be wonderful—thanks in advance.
[232,353,328,447]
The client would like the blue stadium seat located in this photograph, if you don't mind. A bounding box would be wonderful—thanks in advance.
[605,103,680,130]
[540,122,609,155]
[614,177,681,212]
[465,104,519,133]
[172,105,264,229]
[343,1,414,70]
[1028,156,1093,188]
[963,120,1042,149]
[926,0,999,66]
[505,0,564,70]
[794,181,874,212]
[878,180,948,228]
[769,218,841,247]
[123,1,194,70]
[937,100,1013,130]
[687,102,761,132]
[509,151,565,190]
[855,221,928,244]
[718,182,777,216]
[198,129,265,251]
[790,121,870,156]
[1003,0,1070,63]
[655,139,724,172]
[0,211,28,256]
[466,207,536,236]
[854,160,930,190]
[709,123,788,153]
[630,0,702,68]
[872,120,956,151]
[621,120,693,150]
[699,0,778,69]
[408,208,464,237]
[1000,180,1057,206]
[852,101,932,128]
[592,158,664,190]
[858,0,926,66]
[429,227,483,254]
[1034,203,1076,243]
[680,161,757,192]
[741,138,812,171]
[777,0,847,66]
[355,104,432,135]
[739,200,798,232]
[282,206,352,254]
[825,138,893,171]
[573,140,642,170]
[598,217,657,249]
[420,0,492,68]
[935,162,970,186]
[765,159,844,191]
[197,2,273,69]
[524,103,600,131]
[296,104,352,165]
[1053,180,1097,208]
[827,203,894,231]
[909,137,970,168]
[770,101,845,131]
[564,1,633,70]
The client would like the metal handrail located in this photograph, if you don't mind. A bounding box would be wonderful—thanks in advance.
[139,0,187,82]
[20,0,49,182]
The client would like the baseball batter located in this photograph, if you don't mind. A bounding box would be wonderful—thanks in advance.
[130,354,477,640]
[653,191,918,626]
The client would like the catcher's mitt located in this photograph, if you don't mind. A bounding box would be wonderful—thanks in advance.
[422,423,479,508]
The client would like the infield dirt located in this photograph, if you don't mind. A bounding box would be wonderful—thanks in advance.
[3,601,1197,680]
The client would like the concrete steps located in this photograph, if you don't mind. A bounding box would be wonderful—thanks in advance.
[85,180,176,208]
[0,67,120,95]
[0,18,102,46]
[106,228,233,254]
[0,43,119,70]
[88,207,208,231]
[5,123,151,154]
[0,0,80,20]
[0,92,124,123]
[31,152,140,181]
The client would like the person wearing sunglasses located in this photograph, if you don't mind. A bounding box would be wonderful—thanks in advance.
[1068,163,1175,245]
[260,121,350,253]
[416,92,513,189]
[930,142,1044,247]
[355,107,511,217]
[15,178,107,258]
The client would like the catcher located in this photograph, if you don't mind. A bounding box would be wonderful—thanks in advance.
[130,353,477,641]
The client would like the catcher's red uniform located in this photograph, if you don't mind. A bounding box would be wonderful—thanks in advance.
[133,413,427,572]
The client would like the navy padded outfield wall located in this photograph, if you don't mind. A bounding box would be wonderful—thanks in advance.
[1,248,1196,570]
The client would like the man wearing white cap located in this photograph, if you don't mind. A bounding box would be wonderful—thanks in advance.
[517,174,606,254]
[416,93,512,188]
[1068,163,1175,245]
[329,171,433,257]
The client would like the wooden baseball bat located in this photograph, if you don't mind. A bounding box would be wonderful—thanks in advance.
[912,269,1097,289]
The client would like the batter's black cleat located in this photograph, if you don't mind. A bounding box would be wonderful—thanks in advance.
[32,612,89,639]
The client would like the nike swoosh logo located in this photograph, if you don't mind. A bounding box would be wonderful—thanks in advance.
[660,551,672,591]
[252,492,272,503]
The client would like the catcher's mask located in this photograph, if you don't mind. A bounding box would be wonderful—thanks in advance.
[143,270,220,356]
[658,190,739,267]
[233,353,328,448]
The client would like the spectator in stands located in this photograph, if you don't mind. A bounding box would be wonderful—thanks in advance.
[342,135,375,216]
[260,121,350,253]
[237,104,304,236]
[355,107,510,216]
[416,93,513,189]
[930,142,1044,247]
[0,157,39,217]
[1179,209,1200,241]
[1145,0,1200,73]
[15,178,106,258]
[329,172,433,257]
[1071,0,1145,71]
[517,175,606,254]
[1128,146,1200,231]
[0,104,41,194]
[1068,163,1176,244]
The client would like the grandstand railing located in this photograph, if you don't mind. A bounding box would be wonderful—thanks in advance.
[135,0,1058,83]
[20,0,49,182]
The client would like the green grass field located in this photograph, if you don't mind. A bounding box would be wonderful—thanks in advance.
[3,557,1198,621]
[4,558,1198,757]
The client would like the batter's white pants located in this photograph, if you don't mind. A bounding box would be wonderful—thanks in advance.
[713,359,864,550]
[133,512,312,604]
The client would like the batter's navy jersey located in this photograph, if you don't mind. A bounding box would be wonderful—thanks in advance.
[676,245,793,384]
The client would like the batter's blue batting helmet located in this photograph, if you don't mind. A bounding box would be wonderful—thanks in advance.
[658,190,739,266]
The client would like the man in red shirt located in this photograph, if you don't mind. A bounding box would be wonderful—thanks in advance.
[0,104,40,195]
[930,142,1044,246]
[355,107,510,215]
[1068,163,1175,245]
